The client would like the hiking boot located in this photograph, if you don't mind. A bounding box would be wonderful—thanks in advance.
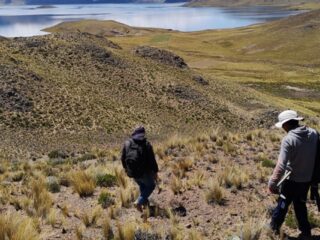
[134,200,143,212]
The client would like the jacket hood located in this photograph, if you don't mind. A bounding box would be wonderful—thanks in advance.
[289,126,313,141]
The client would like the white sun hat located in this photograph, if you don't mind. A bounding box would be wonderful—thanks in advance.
[275,110,304,128]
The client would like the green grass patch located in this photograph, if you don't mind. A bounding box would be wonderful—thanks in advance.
[96,174,117,188]
[98,191,114,209]
[150,34,171,43]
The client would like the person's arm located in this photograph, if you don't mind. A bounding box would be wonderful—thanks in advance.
[268,137,291,193]
[147,143,158,174]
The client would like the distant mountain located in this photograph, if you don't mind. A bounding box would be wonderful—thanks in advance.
[186,0,320,7]
[1,0,187,4]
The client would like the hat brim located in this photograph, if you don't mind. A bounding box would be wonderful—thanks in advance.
[275,117,304,128]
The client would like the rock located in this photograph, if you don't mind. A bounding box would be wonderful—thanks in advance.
[62,228,67,234]
[185,223,192,229]
[193,75,209,85]
[134,46,188,69]
[172,205,187,217]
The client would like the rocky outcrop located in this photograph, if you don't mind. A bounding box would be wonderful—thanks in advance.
[134,46,188,69]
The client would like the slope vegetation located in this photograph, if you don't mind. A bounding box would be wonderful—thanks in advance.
[0,32,262,155]
[111,10,320,119]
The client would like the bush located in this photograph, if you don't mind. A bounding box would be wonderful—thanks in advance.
[98,191,115,209]
[48,150,68,159]
[96,174,117,188]
[47,176,60,193]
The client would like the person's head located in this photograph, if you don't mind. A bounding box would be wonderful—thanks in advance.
[131,126,146,141]
[275,110,303,132]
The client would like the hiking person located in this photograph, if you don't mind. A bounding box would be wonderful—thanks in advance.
[121,126,159,212]
[268,110,318,239]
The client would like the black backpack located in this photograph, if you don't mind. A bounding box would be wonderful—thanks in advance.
[124,139,147,178]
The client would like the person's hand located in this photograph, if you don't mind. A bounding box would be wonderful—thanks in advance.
[268,185,279,195]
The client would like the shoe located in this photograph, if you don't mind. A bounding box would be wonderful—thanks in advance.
[134,200,143,212]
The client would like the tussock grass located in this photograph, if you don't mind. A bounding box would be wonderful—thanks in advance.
[240,218,265,240]
[0,212,40,240]
[117,221,136,240]
[114,167,128,189]
[29,178,53,217]
[205,179,225,205]
[170,175,183,194]
[69,170,96,197]
[102,217,114,240]
[46,209,58,226]
[219,166,249,189]
[119,188,135,208]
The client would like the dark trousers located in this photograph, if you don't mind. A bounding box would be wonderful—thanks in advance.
[271,180,311,235]
[134,173,156,205]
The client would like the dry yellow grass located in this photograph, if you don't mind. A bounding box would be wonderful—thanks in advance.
[205,179,225,205]
[0,212,40,240]
[29,178,53,217]
[69,170,96,197]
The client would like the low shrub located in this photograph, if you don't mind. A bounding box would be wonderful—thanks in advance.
[48,150,68,159]
[47,176,60,193]
[98,191,115,209]
[96,173,117,187]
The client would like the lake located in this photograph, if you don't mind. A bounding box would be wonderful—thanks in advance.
[0,3,300,37]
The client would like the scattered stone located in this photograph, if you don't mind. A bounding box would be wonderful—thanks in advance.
[172,205,187,217]
[185,223,192,229]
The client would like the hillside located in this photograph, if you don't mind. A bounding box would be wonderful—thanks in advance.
[110,9,320,121]
[0,31,268,156]
[186,0,320,9]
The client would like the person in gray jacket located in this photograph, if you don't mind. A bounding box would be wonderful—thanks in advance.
[268,110,318,239]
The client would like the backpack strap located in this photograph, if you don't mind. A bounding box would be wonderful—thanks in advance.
[124,139,133,152]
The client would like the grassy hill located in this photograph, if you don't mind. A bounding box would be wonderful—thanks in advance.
[186,0,320,9]
[0,31,265,156]
[44,20,173,37]
[110,10,320,120]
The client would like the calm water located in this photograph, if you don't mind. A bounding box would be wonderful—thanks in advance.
[0,3,300,37]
